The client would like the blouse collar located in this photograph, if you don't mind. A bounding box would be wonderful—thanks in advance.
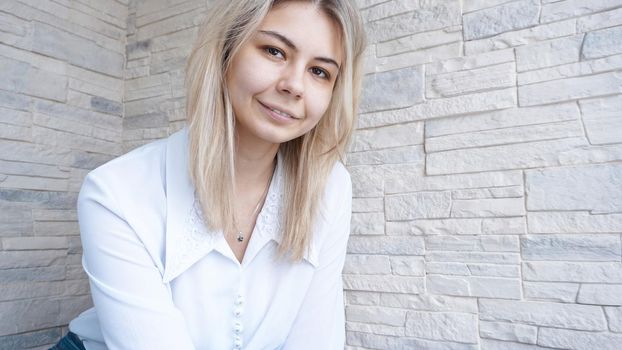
[162,127,318,283]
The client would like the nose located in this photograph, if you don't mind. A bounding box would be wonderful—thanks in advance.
[277,66,304,98]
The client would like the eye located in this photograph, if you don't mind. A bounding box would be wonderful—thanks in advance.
[264,46,284,59]
[310,67,330,80]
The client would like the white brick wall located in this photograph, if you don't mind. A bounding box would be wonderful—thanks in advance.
[1,0,622,349]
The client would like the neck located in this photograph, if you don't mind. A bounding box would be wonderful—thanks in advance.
[234,136,279,192]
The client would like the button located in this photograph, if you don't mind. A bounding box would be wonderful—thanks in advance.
[234,306,243,317]
[233,337,243,349]
[233,321,243,334]
[236,295,245,305]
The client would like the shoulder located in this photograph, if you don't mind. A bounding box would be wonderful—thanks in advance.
[85,137,167,188]
[79,136,170,215]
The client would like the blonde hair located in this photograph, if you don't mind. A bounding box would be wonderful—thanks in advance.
[185,0,366,261]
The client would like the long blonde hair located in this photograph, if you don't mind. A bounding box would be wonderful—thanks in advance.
[185,0,366,261]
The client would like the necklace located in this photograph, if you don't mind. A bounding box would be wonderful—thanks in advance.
[234,163,275,243]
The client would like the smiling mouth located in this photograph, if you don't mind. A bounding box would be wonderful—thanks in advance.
[259,101,300,120]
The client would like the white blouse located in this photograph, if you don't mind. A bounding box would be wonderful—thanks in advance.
[68,127,352,350]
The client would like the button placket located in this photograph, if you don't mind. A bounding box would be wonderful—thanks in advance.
[232,276,245,349]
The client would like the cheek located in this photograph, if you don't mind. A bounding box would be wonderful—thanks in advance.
[307,89,334,123]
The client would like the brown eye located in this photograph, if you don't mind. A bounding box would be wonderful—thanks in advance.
[265,46,284,59]
[311,67,329,80]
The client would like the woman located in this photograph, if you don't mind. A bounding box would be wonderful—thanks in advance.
[50,0,366,349]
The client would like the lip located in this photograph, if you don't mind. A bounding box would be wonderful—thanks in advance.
[258,100,300,122]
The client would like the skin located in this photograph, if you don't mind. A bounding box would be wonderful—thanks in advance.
[224,1,343,262]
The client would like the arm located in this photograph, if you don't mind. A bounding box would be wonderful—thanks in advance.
[78,173,196,350]
[282,173,352,350]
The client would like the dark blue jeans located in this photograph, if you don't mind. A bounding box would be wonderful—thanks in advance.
[48,331,86,350]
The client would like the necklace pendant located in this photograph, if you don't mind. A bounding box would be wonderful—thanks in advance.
[237,232,244,242]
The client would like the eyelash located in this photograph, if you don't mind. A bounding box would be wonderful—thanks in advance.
[263,46,331,80]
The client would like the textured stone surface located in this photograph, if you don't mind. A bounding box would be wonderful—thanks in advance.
[4,0,622,348]
[515,35,584,71]
[538,327,622,350]
[479,299,607,330]
[405,311,478,343]
[526,164,622,213]
[480,321,537,344]
[463,0,540,40]
[359,66,424,113]
[519,71,622,106]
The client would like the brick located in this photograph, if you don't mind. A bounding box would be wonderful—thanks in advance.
[580,95,622,145]
[465,20,577,55]
[426,262,470,276]
[480,321,537,344]
[582,26,622,60]
[405,311,478,343]
[350,212,384,235]
[480,299,607,331]
[519,71,622,107]
[481,339,554,350]
[349,165,383,198]
[526,164,622,213]
[541,0,621,23]
[385,191,451,220]
[408,88,518,124]
[426,235,519,252]
[578,284,622,306]
[427,137,587,175]
[369,42,462,74]
[427,275,521,299]
[468,263,520,277]
[347,236,424,255]
[450,198,525,218]
[386,170,522,194]
[605,307,622,332]
[346,321,404,337]
[516,35,584,72]
[522,234,620,262]
[345,291,379,306]
[523,282,579,303]
[523,262,622,283]
[377,29,461,57]
[538,327,622,350]
[387,218,481,236]
[351,197,383,213]
[463,0,540,40]
[343,274,424,294]
[32,22,123,78]
[359,66,424,113]
[344,255,391,275]
[427,62,515,98]
[528,211,622,234]
[0,328,61,349]
[482,217,526,234]
[2,237,67,250]
[427,49,515,75]
[364,0,461,43]
[578,7,622,32]
[348,331,479,350]
[0,298,61,336]
[379,293,477,313]
[353,122,423,152]
[427,251,520,264]
[347,145,424,166]
[346,305,406,326]
[0,266,65,283]
[389,256,424,276]
[452,186,523,200]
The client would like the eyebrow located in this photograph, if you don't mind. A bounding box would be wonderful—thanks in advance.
[258,30,341,69]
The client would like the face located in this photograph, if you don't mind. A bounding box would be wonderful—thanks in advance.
[225,1,343,148]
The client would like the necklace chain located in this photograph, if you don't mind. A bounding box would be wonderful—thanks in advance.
[234,162,275,243]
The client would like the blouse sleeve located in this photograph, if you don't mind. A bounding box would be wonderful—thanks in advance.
[77,173,196,350]
[281,172,352,349]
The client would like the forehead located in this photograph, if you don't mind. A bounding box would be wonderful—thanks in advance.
[259,2,343,63]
